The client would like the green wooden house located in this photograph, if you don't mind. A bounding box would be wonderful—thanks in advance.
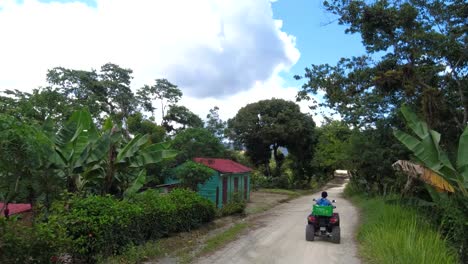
[164,158,252,208]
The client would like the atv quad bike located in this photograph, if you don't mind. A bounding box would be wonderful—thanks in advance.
[305,199,340,243]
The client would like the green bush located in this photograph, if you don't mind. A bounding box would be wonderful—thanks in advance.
[0,218,69,264]
[219,192,246,216]
[0,189,216,263]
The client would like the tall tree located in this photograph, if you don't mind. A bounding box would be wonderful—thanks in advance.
[205,106,226,140]
[296,0,467,153]
[136,79,182,124]
[163,105,204,133]
[127,112,166,144]
[46,63,136,125]
[0,87,72,125]
[228,99,316,179]
[313,120,352,176]
[170,128,226,163]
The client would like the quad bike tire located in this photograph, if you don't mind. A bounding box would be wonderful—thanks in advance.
[330,226,340,244]
[306,225,315,241]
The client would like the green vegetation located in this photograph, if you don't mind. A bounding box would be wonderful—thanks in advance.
[174,161,216,191]
[218,192,246,216]
[227,98,317,186]
[99,241,163,264]
[1,1,466,262]
[259,188,301,196]
[0,189,215,263]
[350,195,458,264]
[295,1,467,261]
[200,223,249,255]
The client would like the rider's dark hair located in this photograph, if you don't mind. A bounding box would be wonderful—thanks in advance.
[321,191,328,198]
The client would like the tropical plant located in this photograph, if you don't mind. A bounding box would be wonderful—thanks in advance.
[394,105,467,196]
[52,110,177,195]
[394,105,467,261]
[0,113,63,214]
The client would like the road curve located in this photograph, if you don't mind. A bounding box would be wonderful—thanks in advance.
[195,179,361,264]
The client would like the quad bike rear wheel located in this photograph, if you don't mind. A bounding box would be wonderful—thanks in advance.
[306,225,315,241]
[330,226,340,244]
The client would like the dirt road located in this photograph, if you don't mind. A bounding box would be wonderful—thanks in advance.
[196,179,361,264]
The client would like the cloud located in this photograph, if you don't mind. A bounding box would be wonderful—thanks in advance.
[0,0,299,99]
[180,72,340,126]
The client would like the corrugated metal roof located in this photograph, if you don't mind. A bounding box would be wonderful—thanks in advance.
[0,202,32,216]
[193,158,252,173]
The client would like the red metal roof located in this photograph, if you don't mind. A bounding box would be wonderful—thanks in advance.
[193,158,252,173]
[0,202,32,216]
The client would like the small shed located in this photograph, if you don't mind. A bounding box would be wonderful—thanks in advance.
[165,158,252,208]
[0,202,32,218]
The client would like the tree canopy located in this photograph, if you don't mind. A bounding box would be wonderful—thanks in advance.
[228,98,316,180]
[296,0,467,152]
[170,128,226,163]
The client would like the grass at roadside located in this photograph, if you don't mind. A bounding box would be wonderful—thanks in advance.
[99,240,163,264]
[100,222,249,264]
[199,222,249,255]
[351,196,458,264]
[258,188,301,196]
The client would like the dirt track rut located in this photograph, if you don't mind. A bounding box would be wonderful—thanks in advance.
[195,179,361,264]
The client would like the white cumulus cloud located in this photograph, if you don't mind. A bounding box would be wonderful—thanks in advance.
[0,0,299,97]
[0,0,341,125]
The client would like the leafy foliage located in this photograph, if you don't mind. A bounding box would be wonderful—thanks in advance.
[205,106,227,140]
[393,105,468,260]
[47,63,137,125]
[51,110,177,195]
[136,79,182,121]
[174,161,215,191]
[127,112,166,144]
[163,105,204,133]
[297,0,467,154]
[171,128,226,163]
[0,189,215,263]
[313,121,352,178]
[219,192,246,216]
[228,99,316,184]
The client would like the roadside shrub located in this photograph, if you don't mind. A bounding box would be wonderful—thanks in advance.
[134,188,215,238]
[429,197,468,262]
[250,169,268,190]
[48,195,144,262]
[0,189,216,263]
[343,178,362,197]
[219,192,246,216]
[0,218,68,264]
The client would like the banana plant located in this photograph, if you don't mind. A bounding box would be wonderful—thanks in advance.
[393,105,467,197]
[52,110,177,195]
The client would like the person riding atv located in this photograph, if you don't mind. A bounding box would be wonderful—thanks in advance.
[305,191,340,243]
[316,191,332,206]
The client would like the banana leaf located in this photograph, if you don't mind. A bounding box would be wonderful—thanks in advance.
[116,134,150,163]
[458,126,468,188]
[123,170,146,198]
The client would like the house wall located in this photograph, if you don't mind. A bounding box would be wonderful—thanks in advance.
[197,172,221,208]
[164,171,251,209]
[219,172,250,204]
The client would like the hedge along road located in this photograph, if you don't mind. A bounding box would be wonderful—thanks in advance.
[195,178,361,264]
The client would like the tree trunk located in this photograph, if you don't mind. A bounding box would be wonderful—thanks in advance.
[103,145,116,195]
[264,162,271,177]
[272,144,281,177]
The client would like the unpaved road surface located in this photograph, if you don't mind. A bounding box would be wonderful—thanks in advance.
[196,179,361,264]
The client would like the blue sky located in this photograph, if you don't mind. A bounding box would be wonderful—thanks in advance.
[271,0,365,86]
